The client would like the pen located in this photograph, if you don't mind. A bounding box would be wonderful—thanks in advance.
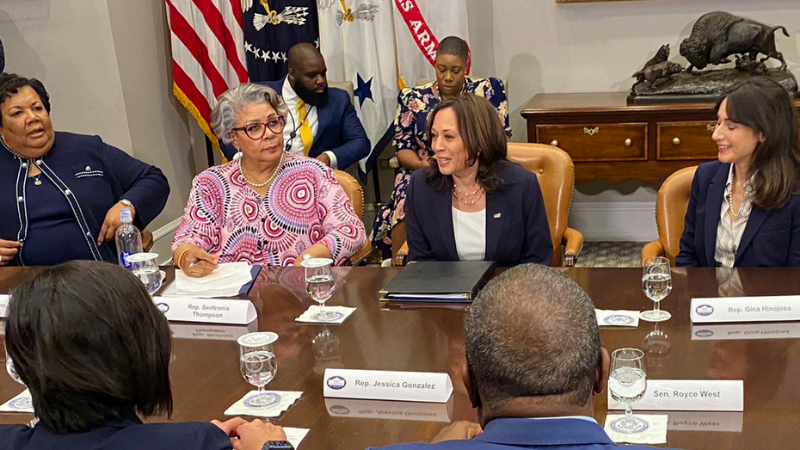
[188,254,233,268]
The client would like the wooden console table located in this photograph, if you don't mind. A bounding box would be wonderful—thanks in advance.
[521,92,799,185]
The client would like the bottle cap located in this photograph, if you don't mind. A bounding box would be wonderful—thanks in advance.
[120,208,133,224]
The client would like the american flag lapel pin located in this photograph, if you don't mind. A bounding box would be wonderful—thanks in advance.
[493,213,502,219]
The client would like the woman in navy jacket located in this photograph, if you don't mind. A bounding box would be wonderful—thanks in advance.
[0,261,287,450]
[405,94,552,266]
[676,77,800,267]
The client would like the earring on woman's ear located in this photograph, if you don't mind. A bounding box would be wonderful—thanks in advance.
[233,151,243,161]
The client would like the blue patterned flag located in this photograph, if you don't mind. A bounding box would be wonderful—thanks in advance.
[241,0,319,82]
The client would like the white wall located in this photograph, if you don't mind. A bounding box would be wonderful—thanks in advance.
[464,0,800,239]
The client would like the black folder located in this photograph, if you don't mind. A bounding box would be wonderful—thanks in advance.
[379,261,497,302]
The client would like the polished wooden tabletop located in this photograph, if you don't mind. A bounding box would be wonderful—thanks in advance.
[2,266,800,450]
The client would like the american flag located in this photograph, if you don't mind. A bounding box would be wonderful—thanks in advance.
[166,0,249,158]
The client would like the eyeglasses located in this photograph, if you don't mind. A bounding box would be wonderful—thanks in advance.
[232,116,286,140]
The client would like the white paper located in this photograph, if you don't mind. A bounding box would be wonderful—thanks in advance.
[0,389,33,413]
[152,296,257,325]
[596,309,640,327]
[324,397,453,422]
[169,322,258,341]
[224,391,303,417]
[283,427,310,449]
[295,306,356,324]
[323,368,453,403]
[167,262,254,297]
[691,295,800,323]
[0,294,9,318]
[608,380,743,411]
[604,414,668,444]
[667,411,743,432]
[692,322,800,340]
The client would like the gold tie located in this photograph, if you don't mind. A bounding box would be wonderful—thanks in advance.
[296,100,314,156]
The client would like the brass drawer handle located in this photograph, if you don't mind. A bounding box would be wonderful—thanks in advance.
[707,124,715,132]
[583,127,600,136]
[624,138,632,147]
[672,137,681,146]
[550,140,559,147]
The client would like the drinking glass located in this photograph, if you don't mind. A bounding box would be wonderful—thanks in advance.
[640,256,672,322]
[301,257,339,322]
[608,348,648,434]
[238,332,279,408]
[127,252,162,295]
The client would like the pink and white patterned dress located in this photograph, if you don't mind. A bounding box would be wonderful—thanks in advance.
[172,153,365,266]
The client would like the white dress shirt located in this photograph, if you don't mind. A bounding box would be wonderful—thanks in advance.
[452,207,486,261]
[281,79,338,168]
[714,164,754,267]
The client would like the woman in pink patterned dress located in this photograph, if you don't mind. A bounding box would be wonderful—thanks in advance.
[172,84,365,277]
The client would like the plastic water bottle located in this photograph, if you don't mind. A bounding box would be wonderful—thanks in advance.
[115,208,142,270]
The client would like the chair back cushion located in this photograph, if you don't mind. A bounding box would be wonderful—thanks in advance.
[657,166,697,265]
[328,81,354,104]
[506,143,574,267]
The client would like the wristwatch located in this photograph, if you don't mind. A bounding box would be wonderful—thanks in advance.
[119,199,134,209]
[262,441,294,450]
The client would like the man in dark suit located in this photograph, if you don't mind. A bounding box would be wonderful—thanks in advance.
[371,264,678,450]
[222,43,370,170]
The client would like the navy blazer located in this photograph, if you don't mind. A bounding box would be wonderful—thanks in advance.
[676,161,800,267]
[222,78,370,170]
[369,417,677,450]
[0,420,231,450]
[405,161,553,267]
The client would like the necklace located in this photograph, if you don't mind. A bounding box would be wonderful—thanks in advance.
[454,183,481,197]
[452,187,484,205]
[239,152,285,187]
[33,174,42,186]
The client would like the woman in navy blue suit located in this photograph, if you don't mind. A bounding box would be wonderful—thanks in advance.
[0,261,288,450]
[405,94,552,266]
[677,77,800,267]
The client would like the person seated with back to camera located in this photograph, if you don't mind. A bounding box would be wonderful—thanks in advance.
[403,93,551,266]
[677,77,800,267]
[172,83,366,276]
[0,73,169,267]
[221,43,370,171]
[370,264,680,450]
[370,36,511,257]
[0,260,290,450]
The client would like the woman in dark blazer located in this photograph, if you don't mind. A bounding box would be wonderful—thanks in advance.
[405,94,552,266]
[0,261,287,450]
[676,77,800,267]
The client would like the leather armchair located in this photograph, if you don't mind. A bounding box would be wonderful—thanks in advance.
[641,165,697,266]
[333,169,372,265]
[395,142,583,267]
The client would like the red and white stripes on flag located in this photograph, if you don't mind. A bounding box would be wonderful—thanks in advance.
[166,0,248,157]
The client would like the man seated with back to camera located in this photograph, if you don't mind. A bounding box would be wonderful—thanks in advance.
[371,264,679,450]
[222,43,370,171]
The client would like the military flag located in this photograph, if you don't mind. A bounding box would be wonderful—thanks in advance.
[318,0,398,181]
[242,0,319,82]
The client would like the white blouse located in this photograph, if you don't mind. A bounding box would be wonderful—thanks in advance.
[452,207,486,261]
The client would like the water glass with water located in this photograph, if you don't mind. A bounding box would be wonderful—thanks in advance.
[640,256,672,322]
[608,348,648,434]
[127,252,162,295]
[301,257,338,322]
[238,332,278,407]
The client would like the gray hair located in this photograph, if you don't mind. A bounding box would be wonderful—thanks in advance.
[465,264,601,409]
[210,83,289,144]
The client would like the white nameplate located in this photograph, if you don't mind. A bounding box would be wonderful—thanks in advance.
[170,322,258,341]
[667,411,743,432]
[608,380,743,411]
[152,296,256,325]
[0,294,8,318]
[692,322,800,340]
[323,368,453,403]
[691,295,800,323]
[324,397,453,422]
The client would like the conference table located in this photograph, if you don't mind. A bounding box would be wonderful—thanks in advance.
[1,266,800,450]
